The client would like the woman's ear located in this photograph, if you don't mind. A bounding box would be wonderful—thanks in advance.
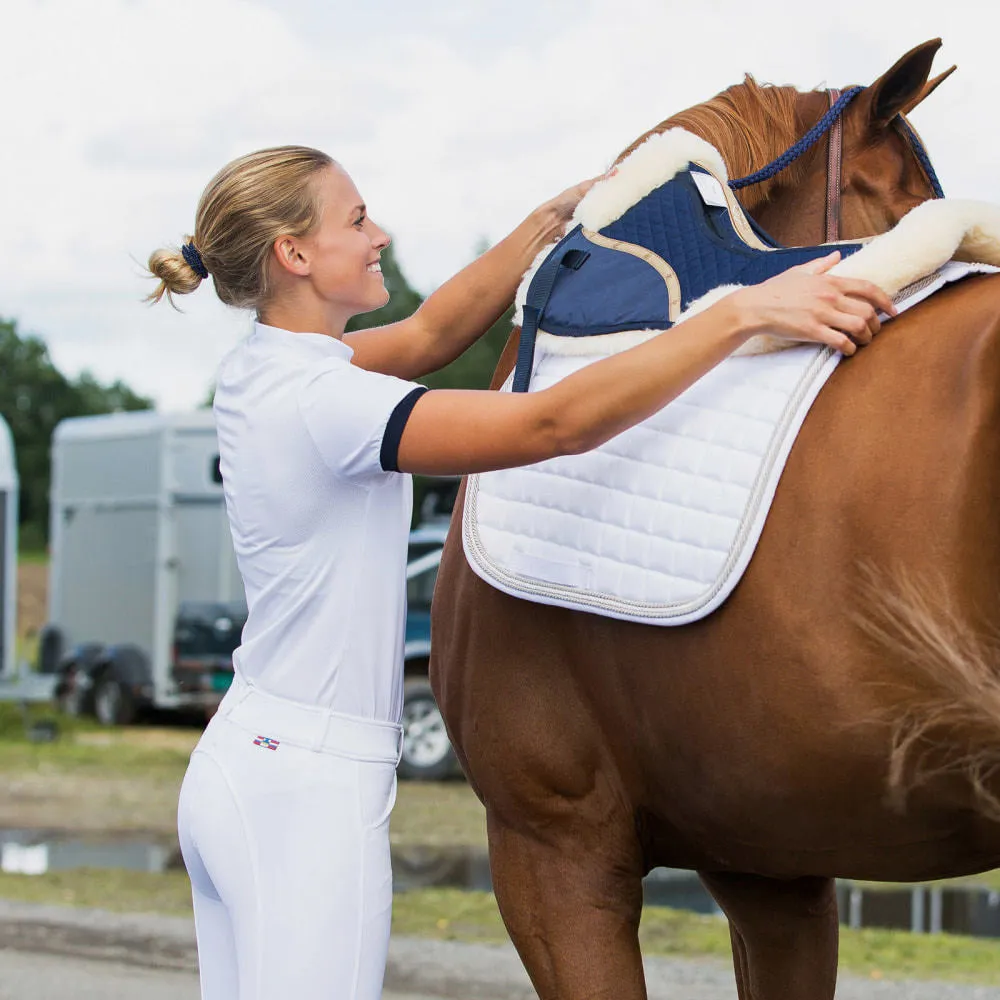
[272,236,311,277]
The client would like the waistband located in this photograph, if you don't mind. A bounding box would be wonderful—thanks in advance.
[216,676,403,765]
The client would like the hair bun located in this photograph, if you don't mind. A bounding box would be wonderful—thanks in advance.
[146,244,205,304]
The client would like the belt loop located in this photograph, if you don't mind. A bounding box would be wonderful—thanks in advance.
[315,708,334,754]
[396,726,405,767]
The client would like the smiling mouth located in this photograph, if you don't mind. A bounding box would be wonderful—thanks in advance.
[367,262,382,273]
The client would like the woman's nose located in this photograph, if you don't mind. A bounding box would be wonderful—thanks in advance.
[372,223,391,250]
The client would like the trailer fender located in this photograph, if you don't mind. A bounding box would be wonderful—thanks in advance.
[98,644,153,694]
[90,645,153,726]
[53,641,108,713]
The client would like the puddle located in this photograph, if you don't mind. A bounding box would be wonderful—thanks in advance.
[3,831,999,938]
[0,830,177,876]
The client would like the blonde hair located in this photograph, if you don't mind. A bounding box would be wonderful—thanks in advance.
[147,145,334,308]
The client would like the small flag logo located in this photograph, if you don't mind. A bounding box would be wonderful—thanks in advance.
[253,736,280,750]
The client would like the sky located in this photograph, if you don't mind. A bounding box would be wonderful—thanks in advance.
[2,0,997,411]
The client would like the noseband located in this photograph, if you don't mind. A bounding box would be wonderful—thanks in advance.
[729,86,945,242]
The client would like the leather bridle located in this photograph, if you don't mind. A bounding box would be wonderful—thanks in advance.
[824,89,846,242]
[729,86,945,244]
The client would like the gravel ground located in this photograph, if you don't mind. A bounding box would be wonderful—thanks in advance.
[0,900,996,999]
[0,951,432,1000]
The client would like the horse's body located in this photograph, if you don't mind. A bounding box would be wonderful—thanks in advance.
[430,40,1000,999]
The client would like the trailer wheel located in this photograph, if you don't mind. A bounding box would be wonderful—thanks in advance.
[93,675,137,727]
[56,670,86,718]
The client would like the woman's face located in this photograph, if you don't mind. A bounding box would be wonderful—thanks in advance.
[284,164,391,319]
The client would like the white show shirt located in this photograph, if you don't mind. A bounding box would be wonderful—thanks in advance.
[213,321,428,723]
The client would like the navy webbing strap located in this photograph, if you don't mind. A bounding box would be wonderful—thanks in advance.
[512,229,586,393]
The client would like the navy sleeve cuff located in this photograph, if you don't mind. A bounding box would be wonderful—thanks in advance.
[380,386,429,472]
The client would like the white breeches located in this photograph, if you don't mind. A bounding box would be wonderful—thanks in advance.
[177,678,403,1000]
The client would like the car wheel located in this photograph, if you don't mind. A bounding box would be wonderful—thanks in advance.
[93,675,136,727]
[398,679,457,781]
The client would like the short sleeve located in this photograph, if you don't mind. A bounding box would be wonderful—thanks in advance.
[298,361,428,480]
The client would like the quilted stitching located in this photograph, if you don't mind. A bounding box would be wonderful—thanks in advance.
[577,169,865,318]
[469,261,993,625]
[465,342,842,621]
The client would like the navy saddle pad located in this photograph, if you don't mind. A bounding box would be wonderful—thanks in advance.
[513,166,864,392]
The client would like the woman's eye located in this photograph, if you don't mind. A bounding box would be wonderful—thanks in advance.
[354,215,365,228]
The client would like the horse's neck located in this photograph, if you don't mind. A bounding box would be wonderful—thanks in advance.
[748,182,829,246]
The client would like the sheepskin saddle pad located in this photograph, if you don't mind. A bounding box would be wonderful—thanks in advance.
[463,128,1000,626]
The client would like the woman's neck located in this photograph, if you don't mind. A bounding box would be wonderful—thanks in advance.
[258,294,349,340]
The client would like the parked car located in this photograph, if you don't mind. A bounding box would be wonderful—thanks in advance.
[399,520,460,781]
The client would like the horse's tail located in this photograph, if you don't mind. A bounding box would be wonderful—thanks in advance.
[857,567,1000,821]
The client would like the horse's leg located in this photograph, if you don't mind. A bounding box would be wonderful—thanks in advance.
[728,924,752,1000]
[488,815,647,1000]
[700,872,838,1000]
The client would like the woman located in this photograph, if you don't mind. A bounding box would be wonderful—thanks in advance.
[149,145,891,1000]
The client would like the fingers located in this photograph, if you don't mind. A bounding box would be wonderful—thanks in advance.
[828,276,897,317]
[816,326,858,356]
[799,251,841,275]
[829,296,880,345]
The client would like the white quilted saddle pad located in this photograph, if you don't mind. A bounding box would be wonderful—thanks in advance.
[463,261,996,625]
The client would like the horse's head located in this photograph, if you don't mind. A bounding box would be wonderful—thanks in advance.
[622,39,955,246]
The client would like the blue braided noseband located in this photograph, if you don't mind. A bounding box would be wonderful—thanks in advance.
[729,86,945,199]
[896,117,945,199]
[182,242,209,280]
[729,87,864,190]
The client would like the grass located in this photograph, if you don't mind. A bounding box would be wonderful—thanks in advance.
[0,868,194,916]
[0,702,193,780]
[0,871,996,985]
[17,549,49,566]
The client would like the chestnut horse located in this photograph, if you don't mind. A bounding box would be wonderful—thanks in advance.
[430,39,1000,1000]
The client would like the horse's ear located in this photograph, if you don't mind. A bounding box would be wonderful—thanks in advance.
[866,39,943,127]
[900,65,957,116]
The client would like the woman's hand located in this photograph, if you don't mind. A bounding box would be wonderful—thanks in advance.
[731,251,897,355]
[537,176,602,227]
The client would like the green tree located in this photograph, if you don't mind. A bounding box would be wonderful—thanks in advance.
[345,242,425,333]
[0,318,152,550]
[349,239,513,391]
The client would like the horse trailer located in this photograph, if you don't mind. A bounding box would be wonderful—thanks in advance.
[45,411,245,723]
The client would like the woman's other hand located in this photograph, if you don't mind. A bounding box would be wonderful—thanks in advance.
[731,251,898,356]
[538,176,601,227]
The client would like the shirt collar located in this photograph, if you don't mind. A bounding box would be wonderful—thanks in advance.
[252,321,355,361]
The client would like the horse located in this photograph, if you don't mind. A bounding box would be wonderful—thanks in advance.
[430,37,1000,1000]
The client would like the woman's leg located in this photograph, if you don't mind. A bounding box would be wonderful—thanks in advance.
[183,717,398,1000]
[178,752,242,999]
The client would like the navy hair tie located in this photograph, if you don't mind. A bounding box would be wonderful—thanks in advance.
[182,242,209,280]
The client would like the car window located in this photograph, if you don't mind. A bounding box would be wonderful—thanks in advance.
[406,544,441,611]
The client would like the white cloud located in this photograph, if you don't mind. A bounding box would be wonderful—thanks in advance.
[1,0,997,410]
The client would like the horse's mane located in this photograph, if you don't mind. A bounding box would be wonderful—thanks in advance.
[618,75,815,213]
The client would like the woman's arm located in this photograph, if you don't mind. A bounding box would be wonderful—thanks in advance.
[396,254,895,476]
[344,182,594,380]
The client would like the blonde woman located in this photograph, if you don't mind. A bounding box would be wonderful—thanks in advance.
[149,146,891,1000]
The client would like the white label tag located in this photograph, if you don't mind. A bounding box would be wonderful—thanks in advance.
[691,171,728,208]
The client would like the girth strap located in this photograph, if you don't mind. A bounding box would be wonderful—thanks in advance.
[513,230,588,393]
